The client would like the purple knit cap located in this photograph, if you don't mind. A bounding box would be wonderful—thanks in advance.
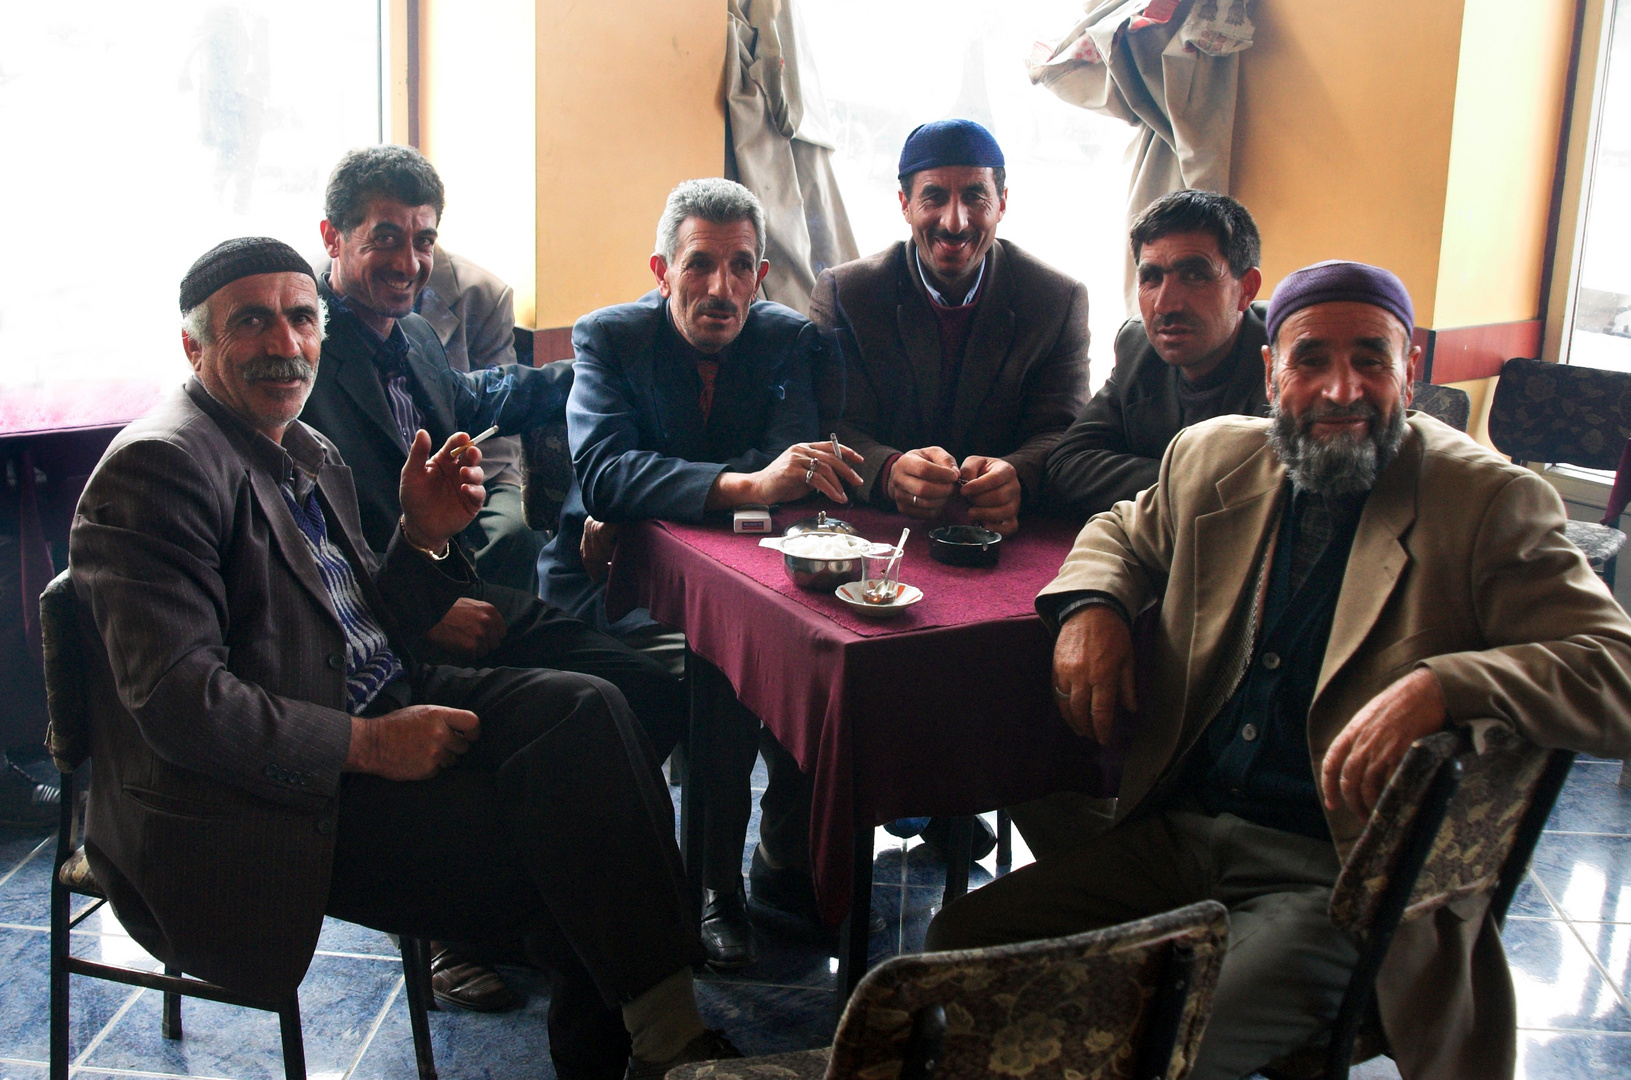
[1265,260,1415,344]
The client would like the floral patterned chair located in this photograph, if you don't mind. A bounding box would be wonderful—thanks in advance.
[1488,355,1630,586]
[669,899,1228,1080]
[1265,726,1575,1080]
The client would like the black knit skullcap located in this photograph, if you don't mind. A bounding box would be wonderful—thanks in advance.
[179,237,315,313]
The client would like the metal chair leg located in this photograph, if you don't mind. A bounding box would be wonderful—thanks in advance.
[400,936,439,1080]
[277,998,307,1080]
[162,967,183,1039]
[49,774,75,1080]
[995,809,1012,869]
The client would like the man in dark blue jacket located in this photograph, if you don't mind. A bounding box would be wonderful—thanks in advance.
[538,178,862,971]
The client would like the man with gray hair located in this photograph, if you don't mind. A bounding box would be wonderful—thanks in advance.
[538,178,862,972]
[927,260,1631,1079]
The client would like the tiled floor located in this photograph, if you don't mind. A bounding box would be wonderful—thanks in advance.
[1,755,1627,1080]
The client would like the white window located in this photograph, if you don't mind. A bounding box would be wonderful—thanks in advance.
[1565,0,1631,372]
[801,0,1138,390]
[0,1,385,406]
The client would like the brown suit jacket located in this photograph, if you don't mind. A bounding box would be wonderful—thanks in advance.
[68,379,471,998]
[810,240,1091,506]
[1039,413,1631,1080]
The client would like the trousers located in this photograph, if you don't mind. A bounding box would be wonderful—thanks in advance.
[423,582,689,759]
[925,809,1358,1080]
[457,483,542,593]
[326,662,702,1080]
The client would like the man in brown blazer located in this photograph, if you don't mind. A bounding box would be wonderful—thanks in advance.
[68,238,736,1080]
[926,260,1631,1079]
[809,119,1090,538]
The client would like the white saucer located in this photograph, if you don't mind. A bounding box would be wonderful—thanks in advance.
[835,581,923,617]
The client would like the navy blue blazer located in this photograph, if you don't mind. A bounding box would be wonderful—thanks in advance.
[538,290,821,631]
[301,275,573,556]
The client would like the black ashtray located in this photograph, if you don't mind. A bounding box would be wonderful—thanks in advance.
[928,525,1002,567]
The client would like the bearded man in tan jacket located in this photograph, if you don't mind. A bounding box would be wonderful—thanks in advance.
[926,260,1631,1080]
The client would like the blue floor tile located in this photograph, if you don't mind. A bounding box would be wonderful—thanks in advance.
[314,915,401,958]
[1516,1030,1631,1074]
[0,1061,46,1080]
[81,949,403,1079]
[1528,833,1631,923]
[0,928,148,1066]
[1503,918,1631,1032]
[1547,762,1631,836]
[352,966,555,1080]
[1564,917,1631,1001]
[0,836,53,929]
[1509,871,1562,919]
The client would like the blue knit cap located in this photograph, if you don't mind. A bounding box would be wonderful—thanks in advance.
[1265,260,1415,344]
[898,119,1005,178]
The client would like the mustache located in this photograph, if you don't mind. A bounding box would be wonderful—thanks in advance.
[1296,400,1379,434]
[695,299,738,317]
[242,356,313,383]
[1155,314,1198,331]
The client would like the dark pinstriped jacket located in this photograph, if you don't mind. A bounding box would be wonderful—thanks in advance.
[68,379,472,999]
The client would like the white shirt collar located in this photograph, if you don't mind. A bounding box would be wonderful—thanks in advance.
[914,245,987,308]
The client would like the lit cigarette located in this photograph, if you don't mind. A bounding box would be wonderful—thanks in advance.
[452,425,500,460]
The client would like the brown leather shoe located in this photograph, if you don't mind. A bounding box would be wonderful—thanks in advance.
[430,946,519,1012]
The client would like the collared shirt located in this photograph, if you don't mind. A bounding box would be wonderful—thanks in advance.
[662,304,736,425]
[915,245,987,308]
[192,386,407,715]
[325,279,423,450]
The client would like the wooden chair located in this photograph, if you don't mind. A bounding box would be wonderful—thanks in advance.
[1265,726,1574,1080]
[668,899,1229,1080]
[40,571,441,1080]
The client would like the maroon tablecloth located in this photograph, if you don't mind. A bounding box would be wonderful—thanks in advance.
[605,502,1117,925]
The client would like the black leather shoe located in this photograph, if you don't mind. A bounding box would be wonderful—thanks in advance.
[747,845,886,936]
[700,879,757,970]
[0,759,58,829]
[920,815,997,863]
[626,1028,741,1080]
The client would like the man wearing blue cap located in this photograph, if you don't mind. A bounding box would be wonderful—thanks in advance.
[926,261,1631,1079]
[810,119,1090,538]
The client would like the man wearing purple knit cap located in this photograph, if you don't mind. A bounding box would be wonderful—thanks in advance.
[927,260,1631,1079]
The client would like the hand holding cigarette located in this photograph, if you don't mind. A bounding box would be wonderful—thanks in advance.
[451,425,500,462]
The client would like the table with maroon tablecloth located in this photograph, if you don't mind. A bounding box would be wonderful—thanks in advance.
[604,501,1115,971]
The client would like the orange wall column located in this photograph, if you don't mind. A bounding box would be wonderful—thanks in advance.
[534,0,727,345]
[1233,0,1578,443]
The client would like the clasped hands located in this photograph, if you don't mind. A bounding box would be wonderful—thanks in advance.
[888,447,1020,536]
[1052,604,1449,818]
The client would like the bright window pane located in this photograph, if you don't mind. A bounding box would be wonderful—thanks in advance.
[802,0,1137,391]
[0,1,382,421]
[1569,0,1631,373]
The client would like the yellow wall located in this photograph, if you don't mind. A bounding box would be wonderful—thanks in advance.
[534,0,727,329]
[1234,0,1575,334]
[1434,0,1575,328]
[1233,0,1465,314]
[418,0,539,327]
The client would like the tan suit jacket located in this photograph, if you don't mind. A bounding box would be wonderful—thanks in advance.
[1040,412,1631,1079]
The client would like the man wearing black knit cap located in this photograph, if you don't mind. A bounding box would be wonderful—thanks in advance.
[68,238,736,1080]
[927,260,1631,1079]
[810,119,1091,538]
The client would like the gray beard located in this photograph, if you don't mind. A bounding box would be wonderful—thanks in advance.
[1266,398,1407,496]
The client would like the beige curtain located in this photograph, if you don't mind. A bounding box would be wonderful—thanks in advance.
[1029,0,1255,306]
[726,0,859,315]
